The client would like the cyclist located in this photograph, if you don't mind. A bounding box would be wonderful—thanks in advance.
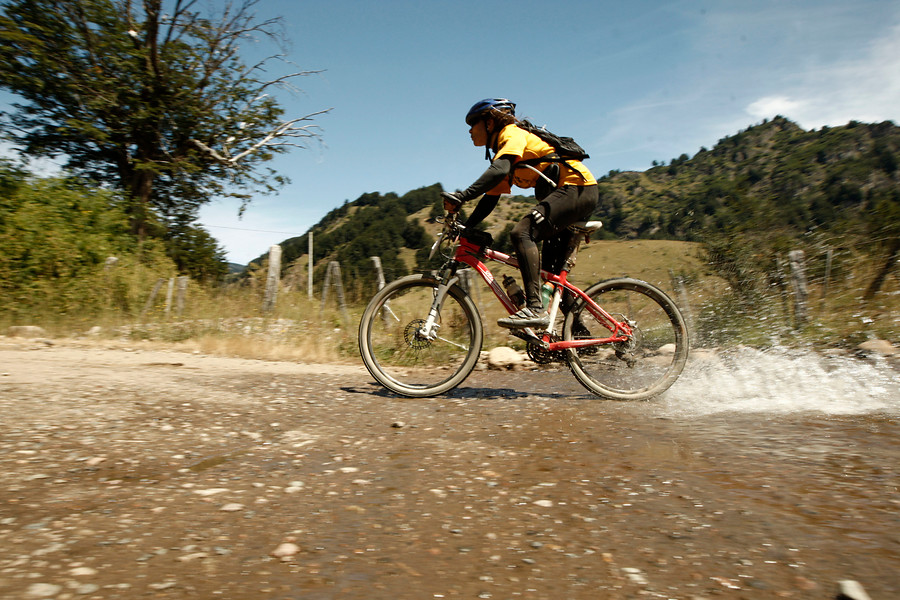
[442,98,598,329]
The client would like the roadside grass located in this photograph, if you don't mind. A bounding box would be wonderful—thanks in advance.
[2,240,896,362]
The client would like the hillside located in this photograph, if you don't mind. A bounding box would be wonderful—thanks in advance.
[595,117,899,299]
[246,184,537,293]
[595,117,899,241]
[244,117,898,345]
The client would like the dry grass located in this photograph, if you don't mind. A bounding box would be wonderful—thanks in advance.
[3,238,896,361]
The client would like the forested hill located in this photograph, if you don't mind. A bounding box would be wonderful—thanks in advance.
[594,116,899,298]
[246,183,535,287]
[595,116,899,241]
[247,184,446,286]
[249,117,899,300]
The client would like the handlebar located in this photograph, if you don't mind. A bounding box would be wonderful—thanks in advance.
[428,212,464,260]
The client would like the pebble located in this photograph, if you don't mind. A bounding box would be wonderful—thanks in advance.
[857,339,896,356]
[838,579,873,600]
[622,567,649,586]
[194,488,230,496]
[25,583,62,598]
[285,481,304,493]
[75,583,100,594]
[149,581,177,591]
[271,542,301,558]
[179,552,209,562]
[486,346,527,370]
[221,503,245,512]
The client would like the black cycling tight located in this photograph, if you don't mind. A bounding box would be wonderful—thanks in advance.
[510,184,598,310]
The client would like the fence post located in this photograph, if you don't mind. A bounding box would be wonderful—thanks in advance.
[331,261,351,323]
[176,276,189,316]
[788,249,809,326]
[773,257,790,324]
[308,231,314,299]
[669,270,694,341]
[140,278,166,318]
[320,261,351,323]
[822,247,833,299]
[457,269,470,294]
[469,269,482,309]
[320,260,333,310]
[263,245,282,312]
[371,256,390,326]
[371,256,386,291]
[164,277,175,315]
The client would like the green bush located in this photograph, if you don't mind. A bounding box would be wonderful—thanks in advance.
[0,175,175,322]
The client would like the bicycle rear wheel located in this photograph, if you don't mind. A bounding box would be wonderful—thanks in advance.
[563,278,689,400]
[358,274,483,397]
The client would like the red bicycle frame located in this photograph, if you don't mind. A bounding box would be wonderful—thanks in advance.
[451,236,633,352]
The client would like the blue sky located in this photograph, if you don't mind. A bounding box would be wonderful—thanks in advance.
[5,0,900,264]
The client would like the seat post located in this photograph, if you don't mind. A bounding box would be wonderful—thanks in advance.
[563,220,602,272]
[563,237,581,272]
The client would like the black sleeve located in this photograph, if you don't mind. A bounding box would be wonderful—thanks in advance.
[464,194,500,229]
[457,155,514,202]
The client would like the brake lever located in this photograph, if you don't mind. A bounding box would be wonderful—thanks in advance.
[428,231,443,260]
[427,213,460,260]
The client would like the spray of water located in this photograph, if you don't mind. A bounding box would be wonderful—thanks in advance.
[663,346,900,416]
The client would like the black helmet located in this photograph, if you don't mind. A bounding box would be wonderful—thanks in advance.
[465,98,516,126]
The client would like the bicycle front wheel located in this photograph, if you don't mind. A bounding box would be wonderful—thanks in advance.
[563,278,689,400]
[358,274,483,397]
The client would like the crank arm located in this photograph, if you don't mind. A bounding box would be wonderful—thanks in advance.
[509,329,549,349]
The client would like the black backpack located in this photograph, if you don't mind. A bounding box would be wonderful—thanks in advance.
[517,119,590,161]
[497,120,590,187]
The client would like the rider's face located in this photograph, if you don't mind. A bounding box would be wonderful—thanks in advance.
[469,119,489,147]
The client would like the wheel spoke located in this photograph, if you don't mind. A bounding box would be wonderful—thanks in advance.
[435,335,469,351]
[564,278,688,400]
[359,275,483,397]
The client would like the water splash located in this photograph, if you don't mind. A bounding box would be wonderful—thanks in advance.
[663,346,899,416]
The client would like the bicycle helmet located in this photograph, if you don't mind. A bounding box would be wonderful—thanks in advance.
[465,98,516,126]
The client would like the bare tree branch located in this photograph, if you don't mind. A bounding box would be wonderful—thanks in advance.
[191,108,331,165]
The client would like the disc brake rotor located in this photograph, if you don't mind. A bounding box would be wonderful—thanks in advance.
[404,319,432,350]
[611,314,641,366]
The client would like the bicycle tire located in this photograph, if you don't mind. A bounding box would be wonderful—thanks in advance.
[358,274,483,397]
[563,278,689,400]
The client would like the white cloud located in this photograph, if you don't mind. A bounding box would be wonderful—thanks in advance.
[746,96,808,121]
[745,22,900,128]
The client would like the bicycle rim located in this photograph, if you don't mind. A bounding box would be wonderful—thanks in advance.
[358,274,483,397]
[564,278,689,400]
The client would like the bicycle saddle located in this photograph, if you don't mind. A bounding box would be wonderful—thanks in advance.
[569,220,603,233]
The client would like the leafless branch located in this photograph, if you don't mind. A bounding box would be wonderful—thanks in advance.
[191,109,331,166]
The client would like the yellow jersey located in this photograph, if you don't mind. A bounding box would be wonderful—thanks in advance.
[487,123,596,194]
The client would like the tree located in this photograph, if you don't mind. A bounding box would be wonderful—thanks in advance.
[0,0,327,239]
[165,216,229,283]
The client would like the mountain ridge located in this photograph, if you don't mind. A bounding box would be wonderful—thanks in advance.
[246,116,899,304]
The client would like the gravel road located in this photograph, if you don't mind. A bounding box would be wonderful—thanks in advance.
[1,338,897,599]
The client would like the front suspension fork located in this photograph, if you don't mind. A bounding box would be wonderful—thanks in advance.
[419,269,459,341]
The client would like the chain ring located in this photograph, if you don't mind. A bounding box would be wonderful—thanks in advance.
[527,335,565,364]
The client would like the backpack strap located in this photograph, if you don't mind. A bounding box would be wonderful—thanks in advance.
[518,163,558,187]
[514,153,588,186]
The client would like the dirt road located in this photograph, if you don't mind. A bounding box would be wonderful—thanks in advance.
[1,339,897,599]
